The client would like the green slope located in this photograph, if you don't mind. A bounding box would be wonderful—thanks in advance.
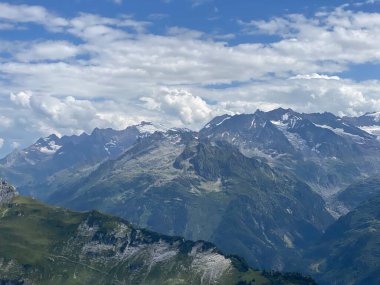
[0,194,316,285]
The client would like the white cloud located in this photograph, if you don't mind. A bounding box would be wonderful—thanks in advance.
[11,141,20,149]
[15,41,81,62]
[141,88,213,124]
[0,116,13,128]
[191,0,213,7]
[0,22,15,30]
[10,91,31,107]
[0,3,68,31]
[0,138,4,149]
[290,73,341,80]
[6,90,148,139]
[1,3,380,156]
[196,77,380,117]
[240,7,380,65]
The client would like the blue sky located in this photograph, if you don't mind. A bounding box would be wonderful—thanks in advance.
[0,0,380,156]
[3,0,379,45]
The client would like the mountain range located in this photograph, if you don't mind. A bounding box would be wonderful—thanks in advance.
[1,108,380,284]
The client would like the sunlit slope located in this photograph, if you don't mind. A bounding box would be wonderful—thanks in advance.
[0,195,316,285]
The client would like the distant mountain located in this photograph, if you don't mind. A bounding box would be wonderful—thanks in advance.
[4,108,380,201]
[0,184,316,285]
[344,111,380,137]
[44,130,333,270]
[2,108,380,271]
[0,122,170,198]
[305,193,380,285]
[200,108,380,198]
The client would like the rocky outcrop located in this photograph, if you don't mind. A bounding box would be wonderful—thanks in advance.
[0,180,17,205]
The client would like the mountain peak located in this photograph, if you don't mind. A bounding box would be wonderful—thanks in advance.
[135,121,168,134]
[34,134,62,155]
[365,111,380,122]
[271,107,294,113]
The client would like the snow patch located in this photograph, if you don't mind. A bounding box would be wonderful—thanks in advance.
[359,125,380,137]
[215,116,231,126]
[283,234,294,248]
[249,118,256,129]
[39,140,62,154]
[272,120,308,151]
[136,122,167,134]
[271,120,287,127]
[366,112,380,122]
[314,124,362,139]
[282,113,289,121]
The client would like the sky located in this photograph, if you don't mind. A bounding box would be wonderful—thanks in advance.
[0,0,380,156]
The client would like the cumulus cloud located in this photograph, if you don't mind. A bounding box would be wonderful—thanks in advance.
[141,88,213,124]
[5,90,151,142]
[0,139,4,149]
[196,77,380,117]
[240,7,380,66]
[1,3,380,155]
[10,91,31,107]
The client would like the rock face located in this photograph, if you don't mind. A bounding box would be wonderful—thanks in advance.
[200,108,380,198]
[0,180,17,205]
[45,132,333,270]
[0,195,316,285]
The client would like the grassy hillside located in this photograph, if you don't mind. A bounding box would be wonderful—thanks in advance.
[0,195,316,285]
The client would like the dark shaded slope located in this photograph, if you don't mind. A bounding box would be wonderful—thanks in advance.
[306,194,380,285]
[336,176,380,211]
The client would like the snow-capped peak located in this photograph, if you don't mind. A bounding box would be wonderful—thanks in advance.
[34,134,62,154]
[272,112,301,129]
[39,141,62,154]
[366,111,380,122]
[136,121,168,134]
